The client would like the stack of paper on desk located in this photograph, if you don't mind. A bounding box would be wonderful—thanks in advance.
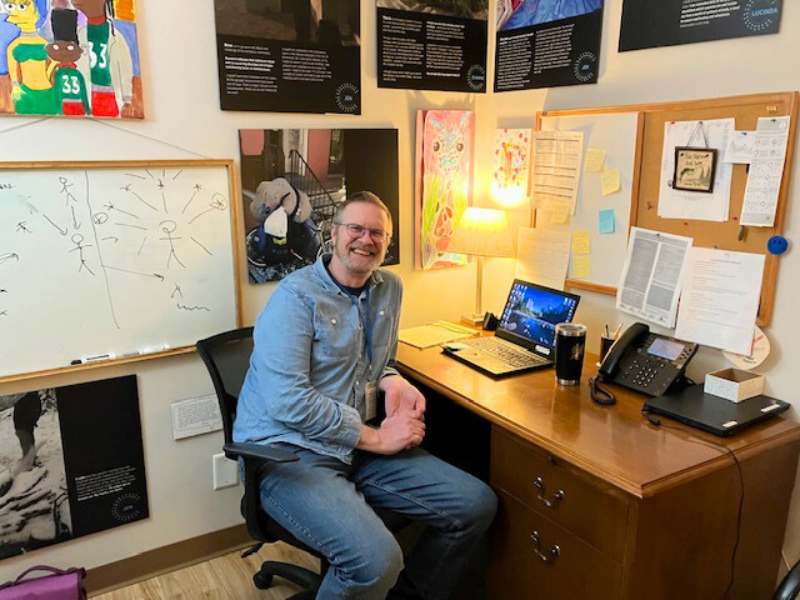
[399,322,477,349]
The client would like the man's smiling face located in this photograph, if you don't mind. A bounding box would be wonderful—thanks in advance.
[330,201,391,283]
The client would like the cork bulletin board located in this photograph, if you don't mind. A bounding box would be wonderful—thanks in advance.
[536,91,798,326]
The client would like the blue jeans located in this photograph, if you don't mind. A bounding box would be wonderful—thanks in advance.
[259,446,497,599]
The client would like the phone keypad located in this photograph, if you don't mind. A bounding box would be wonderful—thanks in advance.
[621,355,671,395]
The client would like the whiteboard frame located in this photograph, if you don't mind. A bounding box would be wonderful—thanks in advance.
[0,159,244,384]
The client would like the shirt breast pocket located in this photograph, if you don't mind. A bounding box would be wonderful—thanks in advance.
[313,310,353,359]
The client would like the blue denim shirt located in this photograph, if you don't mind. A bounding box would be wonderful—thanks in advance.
[233,255,402,463]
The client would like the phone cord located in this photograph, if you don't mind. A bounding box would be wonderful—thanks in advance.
[589,374,617,406]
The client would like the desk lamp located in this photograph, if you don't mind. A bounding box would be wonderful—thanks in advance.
[447,206,516,326]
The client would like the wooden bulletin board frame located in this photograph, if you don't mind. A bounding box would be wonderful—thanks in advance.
[0,159,245,385]
[535,91,798,326]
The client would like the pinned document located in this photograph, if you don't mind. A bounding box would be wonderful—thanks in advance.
[741,116,791,227]
[617,227,693,328]
[675,248,765,355]
[516,227,571,290]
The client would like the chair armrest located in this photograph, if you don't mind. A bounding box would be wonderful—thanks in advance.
[223,442,299,463]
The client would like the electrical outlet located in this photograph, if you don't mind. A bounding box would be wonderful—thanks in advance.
[212,453,239,490]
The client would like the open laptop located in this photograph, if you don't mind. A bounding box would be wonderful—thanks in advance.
[442,279,581,378]
[644,384,790,437]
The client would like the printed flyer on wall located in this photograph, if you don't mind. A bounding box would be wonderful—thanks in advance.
[215,0,361,114]
[494,0,604,92]
[619,0,782,52]
[377,0,488,93]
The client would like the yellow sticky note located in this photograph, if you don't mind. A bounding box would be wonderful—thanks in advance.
[572,230,591,255]
[585,148,606,173]
[572,255,591,278]
[547,202,571,225]
[601,168,621,196]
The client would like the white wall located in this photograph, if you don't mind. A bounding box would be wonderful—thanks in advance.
[1,0,799,581]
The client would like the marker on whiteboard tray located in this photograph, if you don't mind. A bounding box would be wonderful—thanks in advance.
[70,353,115,365]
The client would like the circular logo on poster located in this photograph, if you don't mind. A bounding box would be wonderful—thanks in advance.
[743,0,780,32]
[466,64,486,91]
[111,492,145,523]
[573,52,598,83]
[335,83,360,114]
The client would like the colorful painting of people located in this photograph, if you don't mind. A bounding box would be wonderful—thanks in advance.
[0,0,143,118]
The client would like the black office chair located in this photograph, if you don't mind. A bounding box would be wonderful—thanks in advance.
[775,559,800,600]
[197,327,407,599]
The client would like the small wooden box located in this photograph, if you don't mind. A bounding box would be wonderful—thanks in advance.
[704,368,765,403]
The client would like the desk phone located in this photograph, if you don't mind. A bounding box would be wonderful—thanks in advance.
[599,323,698,397]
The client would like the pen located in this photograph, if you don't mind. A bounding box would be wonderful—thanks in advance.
[612,323,623,339]
[604,324,610,337]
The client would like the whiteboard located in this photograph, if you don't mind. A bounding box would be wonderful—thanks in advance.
[538,112,640,290]
[0,161,241,381]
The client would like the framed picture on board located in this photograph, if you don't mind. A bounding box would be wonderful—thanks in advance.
[673,147,718,193]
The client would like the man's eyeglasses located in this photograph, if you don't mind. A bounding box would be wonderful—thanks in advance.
[334,222,391,242]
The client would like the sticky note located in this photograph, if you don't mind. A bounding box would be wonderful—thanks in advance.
[571,230,591,255]
[547,202,571,225]
[601,168,621,196]
[572,255,591,278]
[585,148,606,173]
[599,209,616,234]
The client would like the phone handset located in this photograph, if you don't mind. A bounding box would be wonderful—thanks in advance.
[598,322,650,378]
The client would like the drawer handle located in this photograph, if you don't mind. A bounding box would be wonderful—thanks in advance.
[533,476,565,509]
[529,530,560,564]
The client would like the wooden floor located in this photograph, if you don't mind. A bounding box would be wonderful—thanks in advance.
[93,542,320,600]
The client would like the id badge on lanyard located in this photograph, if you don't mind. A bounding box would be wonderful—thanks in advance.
[361,289,378,421]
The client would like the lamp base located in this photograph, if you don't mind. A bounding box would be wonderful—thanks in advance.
[460,313,484,327]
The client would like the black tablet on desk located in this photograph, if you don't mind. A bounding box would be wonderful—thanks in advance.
[644,384,790,437]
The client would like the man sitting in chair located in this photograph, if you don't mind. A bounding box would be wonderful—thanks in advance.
[234,191,497,599]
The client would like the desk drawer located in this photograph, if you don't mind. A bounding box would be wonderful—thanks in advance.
[489,491,621,599]
[491,427,629,558]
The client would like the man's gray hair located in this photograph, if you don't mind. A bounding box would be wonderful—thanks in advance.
[333,191,393,233]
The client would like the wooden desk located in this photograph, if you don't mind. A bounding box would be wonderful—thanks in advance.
[396,343,800,599]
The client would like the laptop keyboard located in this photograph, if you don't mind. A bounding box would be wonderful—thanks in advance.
[466,337,547,368]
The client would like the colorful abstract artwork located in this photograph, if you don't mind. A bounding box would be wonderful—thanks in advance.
[0,0,143,118]
[415,109,474,270]
[492,128,531,206]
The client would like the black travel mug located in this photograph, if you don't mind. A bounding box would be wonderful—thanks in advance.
[555,323,587,386]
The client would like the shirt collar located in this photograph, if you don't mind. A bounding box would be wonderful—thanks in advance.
[313,254,384,296]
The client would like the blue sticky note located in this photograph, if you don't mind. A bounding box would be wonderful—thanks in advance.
[599,209,616,234]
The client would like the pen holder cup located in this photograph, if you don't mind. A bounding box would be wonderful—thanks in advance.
[599,336,615,364]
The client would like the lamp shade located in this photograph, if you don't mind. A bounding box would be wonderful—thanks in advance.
[447,207,516,258]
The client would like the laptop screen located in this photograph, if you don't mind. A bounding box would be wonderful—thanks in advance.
[497,280,581,355]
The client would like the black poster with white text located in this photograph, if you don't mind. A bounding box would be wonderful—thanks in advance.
[215,0,361,114]
[619,0,782,51]
[494,0,603,92]
[0,376,148,560]
[377,2,488,93]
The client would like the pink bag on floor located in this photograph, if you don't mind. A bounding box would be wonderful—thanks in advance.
[0,565,86,600]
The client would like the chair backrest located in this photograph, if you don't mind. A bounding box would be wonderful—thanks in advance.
[196,327,255,446]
